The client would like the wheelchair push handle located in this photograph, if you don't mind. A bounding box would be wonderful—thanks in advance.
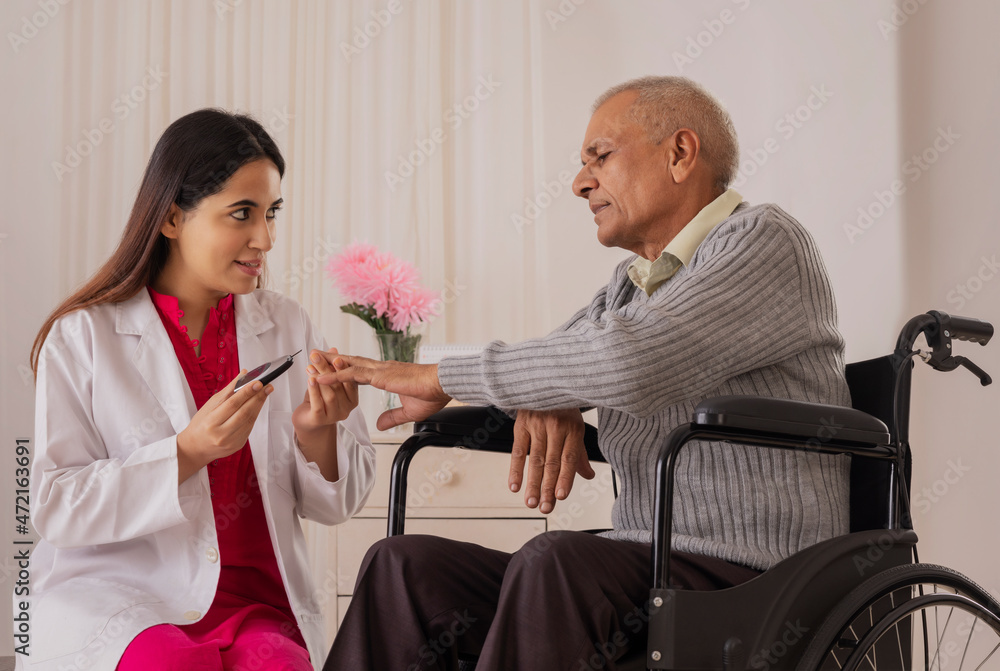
[929,311,993,346]
[908,311,994,386]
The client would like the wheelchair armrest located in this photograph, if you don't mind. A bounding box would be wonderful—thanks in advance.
[693,395,890,446]
[388,406,601,536]
[652,395,897,591]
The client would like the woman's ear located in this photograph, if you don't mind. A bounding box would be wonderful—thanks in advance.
[159,204,184,240]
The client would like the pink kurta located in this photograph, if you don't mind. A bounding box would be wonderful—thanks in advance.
[115,288,311,670]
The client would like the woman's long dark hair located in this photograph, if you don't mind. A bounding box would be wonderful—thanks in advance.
[30,108,285,375]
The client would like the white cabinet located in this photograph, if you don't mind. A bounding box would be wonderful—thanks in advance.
[302,429,617,648]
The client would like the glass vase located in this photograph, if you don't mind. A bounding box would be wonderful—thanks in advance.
[374,331,422,431]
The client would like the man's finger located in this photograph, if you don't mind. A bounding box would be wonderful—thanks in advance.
[523,425,547,510]
[314,352,369,369]
[509,419,530,493]
[314,360,375,386]
[538,428,564,514]
[376,406,409,431]
[555,433,591,501]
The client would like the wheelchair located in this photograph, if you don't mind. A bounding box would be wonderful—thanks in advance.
[385,310,1000,670]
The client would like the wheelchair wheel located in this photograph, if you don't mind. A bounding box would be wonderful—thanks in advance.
[797,563,1000,670]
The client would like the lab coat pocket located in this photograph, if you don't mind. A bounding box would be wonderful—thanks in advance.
[32,577,159,661]
[267,410,297,499]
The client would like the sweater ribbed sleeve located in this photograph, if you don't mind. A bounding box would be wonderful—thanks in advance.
[438,202,851,569]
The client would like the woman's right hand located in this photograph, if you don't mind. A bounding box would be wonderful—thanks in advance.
[176,370,273,483]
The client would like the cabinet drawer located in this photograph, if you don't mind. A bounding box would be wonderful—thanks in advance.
[366,442,538,510]
[337,596,351,628]
[335,517,547,596]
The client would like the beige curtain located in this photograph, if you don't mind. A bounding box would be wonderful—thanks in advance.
[52,0,555,353]
[44,3,559,645]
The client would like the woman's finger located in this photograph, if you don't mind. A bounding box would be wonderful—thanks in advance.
[307,357,343,414]
[331,355,359,408]
[206,369,247,410]
[305,368,324,413]
[309,349,333,372]
[342,379,359,407]
[316,376,340,411]
[217,376,267,419]
[222,383,272,433]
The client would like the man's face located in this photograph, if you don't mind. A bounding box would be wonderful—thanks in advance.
[572,90,676,255]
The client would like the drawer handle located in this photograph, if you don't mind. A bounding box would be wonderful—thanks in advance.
[433,468,454,485]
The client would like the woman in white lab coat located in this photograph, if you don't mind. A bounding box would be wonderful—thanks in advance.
[23,109,376,671]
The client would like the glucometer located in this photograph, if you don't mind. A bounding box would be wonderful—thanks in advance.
[234,350,302,392]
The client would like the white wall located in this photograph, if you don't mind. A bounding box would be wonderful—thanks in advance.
[898,0,1000,597]
[2,0,67,656]
[534,1,906,356]
[2,0,997,657]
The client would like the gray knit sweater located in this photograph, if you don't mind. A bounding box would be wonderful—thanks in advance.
[438,202,850,570]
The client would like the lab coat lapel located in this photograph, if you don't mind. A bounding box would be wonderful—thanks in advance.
[234,292,276,481]
[117,291,196,435]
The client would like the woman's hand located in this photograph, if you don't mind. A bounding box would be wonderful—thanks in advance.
[291,348,360,482]
[176,370,273,483]
[292,348,360,435]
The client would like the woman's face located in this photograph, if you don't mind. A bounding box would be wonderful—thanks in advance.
[159,159,282,302]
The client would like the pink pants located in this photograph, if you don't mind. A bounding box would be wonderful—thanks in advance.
[116,602,311,671]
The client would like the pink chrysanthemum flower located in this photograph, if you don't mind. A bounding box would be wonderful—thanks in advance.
[326,242,440,333]
[325,241,382,305]
[388,285,441,332]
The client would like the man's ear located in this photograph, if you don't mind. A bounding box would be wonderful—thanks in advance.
[160,204,184,240]
[666,128,701,184]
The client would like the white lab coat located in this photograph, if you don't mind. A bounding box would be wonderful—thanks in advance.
[17,289,376,671]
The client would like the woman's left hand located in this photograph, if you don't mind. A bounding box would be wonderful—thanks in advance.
[292,347,359,437]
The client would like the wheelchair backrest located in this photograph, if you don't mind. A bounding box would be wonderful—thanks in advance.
[844,355,911,532]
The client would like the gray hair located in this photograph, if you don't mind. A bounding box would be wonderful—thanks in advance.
[593,76,739,193]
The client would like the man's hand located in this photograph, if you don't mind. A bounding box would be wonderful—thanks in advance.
[314,354,451,430]
[510,408,595,514]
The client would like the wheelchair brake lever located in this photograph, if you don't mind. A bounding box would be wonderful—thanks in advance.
[955,356,992,386]
[921,348,992,385]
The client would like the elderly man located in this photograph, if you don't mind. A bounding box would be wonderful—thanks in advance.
[320,76,849,671]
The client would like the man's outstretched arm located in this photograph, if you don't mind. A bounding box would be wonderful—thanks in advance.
[316,356,594,514]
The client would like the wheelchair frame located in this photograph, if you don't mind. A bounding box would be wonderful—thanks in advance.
[385,311,998,670]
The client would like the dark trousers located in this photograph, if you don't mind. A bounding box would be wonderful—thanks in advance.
[324,531,759,671]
